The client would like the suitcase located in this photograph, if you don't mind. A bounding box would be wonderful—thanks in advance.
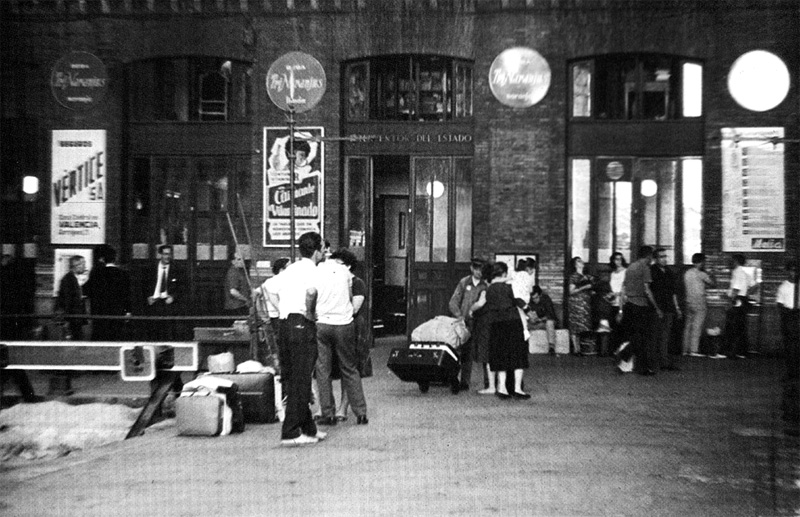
[205,372,276,424]
[555,329,571,355]
[387,342,459,393]
[176,394,223,436]
[528,330,549,354]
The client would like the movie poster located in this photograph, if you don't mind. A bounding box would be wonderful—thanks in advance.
[51,130,106,245]
[263,127,324,247]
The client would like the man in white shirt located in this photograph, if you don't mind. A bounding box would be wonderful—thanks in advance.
[312,249,368,427]
[267,232,326,447]
[723,253,756,359]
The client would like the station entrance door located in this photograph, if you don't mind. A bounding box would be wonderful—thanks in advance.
[344,155,473,337]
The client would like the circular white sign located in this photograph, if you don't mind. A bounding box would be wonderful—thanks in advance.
[266,52,326,113]
[728,50,790,112]
[489,47,551,108]
[50,51,108,111]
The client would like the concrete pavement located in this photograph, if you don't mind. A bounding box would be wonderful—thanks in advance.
[1,336,799,516]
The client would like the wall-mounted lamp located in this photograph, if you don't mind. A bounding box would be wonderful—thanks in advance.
[426,180,445,199]
[23,175,39,202]
[23,176,39,195]
[640,179,658,198]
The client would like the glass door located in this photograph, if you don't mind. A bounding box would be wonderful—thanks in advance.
[407,156,473,332]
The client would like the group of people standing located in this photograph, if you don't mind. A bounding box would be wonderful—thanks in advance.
[253,232,370,448]
[449,246,798,387]
[448,257,538,400]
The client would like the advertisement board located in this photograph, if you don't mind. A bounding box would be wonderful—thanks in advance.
[721,127,785,252]
[262,127,324,247]
[51,130,106,245]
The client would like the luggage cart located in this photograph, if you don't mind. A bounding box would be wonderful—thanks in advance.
[387,342,460,393]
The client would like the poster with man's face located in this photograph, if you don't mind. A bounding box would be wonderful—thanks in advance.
[262,127,324,247]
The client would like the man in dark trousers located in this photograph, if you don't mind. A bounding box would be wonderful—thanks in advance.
[267,232,326,447]
[528,285,559,355]
[84,244,132,341]
[448,257,487,392]
[723,253,756,359]
[617,246,658,375]
[55,255,87,341]
[142,244,184,341]
[650,248,682,371]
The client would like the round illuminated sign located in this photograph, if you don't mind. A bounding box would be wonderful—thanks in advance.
[266,52,326,113]
[50,51,108,111]
[489,47,551,108]
[728,50,790,112]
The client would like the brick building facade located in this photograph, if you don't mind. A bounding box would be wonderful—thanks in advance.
[1,0,798,349]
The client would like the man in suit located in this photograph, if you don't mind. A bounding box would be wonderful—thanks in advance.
[55,255,87,340]
[84,244,132,341]
[143,244,184,341]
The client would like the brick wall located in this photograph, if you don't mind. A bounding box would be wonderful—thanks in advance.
[2,0,798,346]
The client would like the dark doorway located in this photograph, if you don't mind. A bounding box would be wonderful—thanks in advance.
[372,156,409,336]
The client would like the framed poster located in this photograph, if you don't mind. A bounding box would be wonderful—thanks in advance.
[721,127,785,252]
[51,130,106,244]
[263,127,324,247]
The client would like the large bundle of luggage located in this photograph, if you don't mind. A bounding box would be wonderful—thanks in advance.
[388,316,466,393]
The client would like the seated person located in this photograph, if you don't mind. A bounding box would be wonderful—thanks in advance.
[527,285,559,355]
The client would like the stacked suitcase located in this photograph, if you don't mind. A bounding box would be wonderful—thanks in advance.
[387,342,460,393]
[206,372,277,424]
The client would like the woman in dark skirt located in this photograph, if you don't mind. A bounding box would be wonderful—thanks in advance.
[471,261,531,399]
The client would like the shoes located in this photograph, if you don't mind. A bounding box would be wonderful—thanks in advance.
[512,391,531,399]
[689,352,705,357]
[708,354,726,359]
[280,434,319,447]
[316,416,338,426]
[735,355,746,359]
[617,358,634,373]
[356,415,369,425]
[459,382,470,392]
[335,415,347,422]
[548,347,556,356]
[496,391,511,400]
[314,431,328,441]
[477,388,496,395]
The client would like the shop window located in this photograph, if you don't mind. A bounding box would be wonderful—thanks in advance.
[571,54,702,120]
[129,155,246,261]
[570,159,591,261]
[344,55,472,122]
[129,57,251,122]
[571,157,702,265]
